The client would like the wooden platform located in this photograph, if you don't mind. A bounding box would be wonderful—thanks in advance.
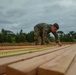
[0,45,69,74]
[0,44,76,75]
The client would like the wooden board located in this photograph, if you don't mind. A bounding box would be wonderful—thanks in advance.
[6,46,72,75]
[65,55,76,75]
[38,46,76,75]
[0,45,70,74]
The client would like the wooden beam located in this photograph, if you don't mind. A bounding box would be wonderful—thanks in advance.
[38,48,76,75]
[65,55,76,75]
[0,45,70,74]
[6,46,72,75]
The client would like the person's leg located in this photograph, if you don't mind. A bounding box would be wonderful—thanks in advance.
[40,32,50,45]
[45,38,50,44]
[40,32,45,45]
[34,26,40,45]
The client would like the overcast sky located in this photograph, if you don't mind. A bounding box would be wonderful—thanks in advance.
[0,0,76,33]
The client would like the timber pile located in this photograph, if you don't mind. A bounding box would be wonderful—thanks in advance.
[0,44,76,75]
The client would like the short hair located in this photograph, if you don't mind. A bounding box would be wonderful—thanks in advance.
[53,23,59,29]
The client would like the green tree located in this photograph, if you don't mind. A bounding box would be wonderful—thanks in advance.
[1,29,7,42]
[57,31,64,42]
[19,30,27,42]
[15,30,27,43]
[7,35,12,43]
[26,31,34,42]
[57,31,64,36]
[19,33,26,42]
[0,33,3,43]
[15,33,20,43]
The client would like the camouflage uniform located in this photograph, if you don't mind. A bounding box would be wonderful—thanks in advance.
[34,23,60,45]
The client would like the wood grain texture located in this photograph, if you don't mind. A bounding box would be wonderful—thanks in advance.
[38,45,76,75]
[6,46,71,75]
[0,45,70,74]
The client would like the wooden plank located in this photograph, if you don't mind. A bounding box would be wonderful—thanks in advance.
[6,46,72,75]
[38,47,76,75]
[0,45,70,74]
[65,55,76,75]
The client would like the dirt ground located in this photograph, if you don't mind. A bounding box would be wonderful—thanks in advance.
[0,46,42,50]
[0,45,54,50]
[0,42,76,50]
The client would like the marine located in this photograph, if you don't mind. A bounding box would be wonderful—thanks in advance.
[34,23,62,46]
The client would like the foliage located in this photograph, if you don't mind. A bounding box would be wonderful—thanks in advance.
[57,31,76,42]
[0,29,76,43]
[26,31,34,42]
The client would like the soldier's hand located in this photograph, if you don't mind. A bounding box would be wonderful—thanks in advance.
[57,42,62,46]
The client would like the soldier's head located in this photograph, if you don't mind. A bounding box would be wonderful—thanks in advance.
[51,23,59,33]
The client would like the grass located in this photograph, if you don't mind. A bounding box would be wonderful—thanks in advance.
[0,46,58,57]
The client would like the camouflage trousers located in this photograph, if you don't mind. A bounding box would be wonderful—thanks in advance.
[34,26,49,45]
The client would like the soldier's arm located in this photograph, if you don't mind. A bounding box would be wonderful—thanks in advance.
[52,32,60,43]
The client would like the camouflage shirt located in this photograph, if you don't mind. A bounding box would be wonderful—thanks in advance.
[35,23,60,43]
